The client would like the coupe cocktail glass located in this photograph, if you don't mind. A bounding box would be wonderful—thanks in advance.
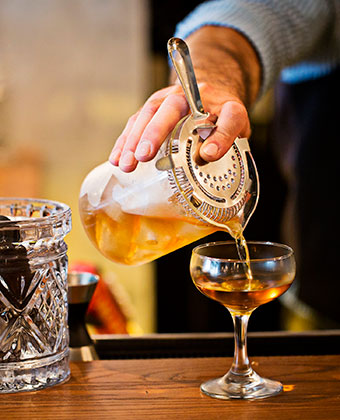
[190,241,296,400]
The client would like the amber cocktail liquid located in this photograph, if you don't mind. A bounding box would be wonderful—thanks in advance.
[194,274,292,315]
[79,169,250,267]
[190,241,296,400]
[79,37,259,268]
[79,193,216,266]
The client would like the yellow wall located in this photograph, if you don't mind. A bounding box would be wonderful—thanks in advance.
[0,0,155,333]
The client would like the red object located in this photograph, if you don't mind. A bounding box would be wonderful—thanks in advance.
[69,262,129,334]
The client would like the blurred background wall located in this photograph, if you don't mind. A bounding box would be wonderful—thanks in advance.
[0,0,281,335]
[0,0,154,334]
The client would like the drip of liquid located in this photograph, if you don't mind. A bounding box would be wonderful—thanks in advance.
[235,234,253,287]
[224,219,253,290]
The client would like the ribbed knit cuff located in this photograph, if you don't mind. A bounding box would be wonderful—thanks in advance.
[174,0,333,97]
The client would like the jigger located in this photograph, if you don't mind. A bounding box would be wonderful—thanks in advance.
[67,272,99,362]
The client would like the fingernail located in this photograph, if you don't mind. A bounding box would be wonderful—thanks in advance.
[135,140,152,160]
[119,150,136,168]
[109,149,120,165]
[201,143,219,158]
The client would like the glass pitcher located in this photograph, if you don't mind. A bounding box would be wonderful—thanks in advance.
[79,38,259,266]
[79,129,258,266]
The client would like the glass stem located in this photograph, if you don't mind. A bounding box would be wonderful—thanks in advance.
[230,312,252,376]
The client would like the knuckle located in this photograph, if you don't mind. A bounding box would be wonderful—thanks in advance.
[215,128,233,145]
[127,112,138,125]
[143,124,163,142]
[164,92,187,109]
[197,81,211,95]
[226,101,248,118]
[149,86,170,99]
[144,98,161,116]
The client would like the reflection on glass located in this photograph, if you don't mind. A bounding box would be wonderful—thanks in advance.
[190,241,296,400]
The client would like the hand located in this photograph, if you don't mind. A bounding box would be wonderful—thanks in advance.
[109,26,260,173]
[109,82,251,172]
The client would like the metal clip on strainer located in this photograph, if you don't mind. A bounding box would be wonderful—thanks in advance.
[156,37,259,233]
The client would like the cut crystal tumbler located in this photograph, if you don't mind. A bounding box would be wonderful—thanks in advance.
[0,198,72,393]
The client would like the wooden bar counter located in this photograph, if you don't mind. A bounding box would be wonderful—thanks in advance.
[1,354,340,419]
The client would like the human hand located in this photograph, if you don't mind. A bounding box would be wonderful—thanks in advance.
[109,82,251,173]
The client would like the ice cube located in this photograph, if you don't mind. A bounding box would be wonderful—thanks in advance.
[112,159,178,218]
[80,161,114,208]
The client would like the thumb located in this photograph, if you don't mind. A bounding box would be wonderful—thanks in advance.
[200,101,250,162]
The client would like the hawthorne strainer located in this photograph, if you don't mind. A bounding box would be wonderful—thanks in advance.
[156,37,259,231]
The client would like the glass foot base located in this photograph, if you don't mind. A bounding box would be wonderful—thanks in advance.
[201,369,283,400]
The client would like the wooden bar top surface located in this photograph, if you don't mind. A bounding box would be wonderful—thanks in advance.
[1,355,340,420]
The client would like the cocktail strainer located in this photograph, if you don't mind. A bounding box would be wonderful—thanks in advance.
[156,37,259,232]
[79,37,260,266]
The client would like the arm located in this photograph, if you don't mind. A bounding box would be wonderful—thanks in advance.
[110,0,338,172]
[179,26,261,161]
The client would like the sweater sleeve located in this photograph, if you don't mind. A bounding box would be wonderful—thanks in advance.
[174,0,340,95]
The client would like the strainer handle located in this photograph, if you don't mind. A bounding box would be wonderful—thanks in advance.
[168,37,208,120]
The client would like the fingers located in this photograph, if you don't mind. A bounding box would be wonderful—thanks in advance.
[109,112,138,166]
[109,85,251,173]
[109,86,188,173]
[200,101,250,162]
[135,93,188,162]
[110,96,163,172]
[119,99,162,172]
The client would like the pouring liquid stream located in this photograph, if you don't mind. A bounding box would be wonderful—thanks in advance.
[236,234,253,287]
[80,180,254,280]
[224,219,254,290]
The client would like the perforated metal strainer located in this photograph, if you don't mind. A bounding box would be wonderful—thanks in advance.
[156,38,259,232]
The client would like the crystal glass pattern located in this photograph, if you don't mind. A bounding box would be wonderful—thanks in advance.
[0,198,72,393]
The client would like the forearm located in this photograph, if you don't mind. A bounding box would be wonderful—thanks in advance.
[180,26,261,108]
[110,0,339,172]
[175,0,338,93]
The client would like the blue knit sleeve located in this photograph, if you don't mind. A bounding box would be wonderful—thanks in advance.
[174,0,340,95]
